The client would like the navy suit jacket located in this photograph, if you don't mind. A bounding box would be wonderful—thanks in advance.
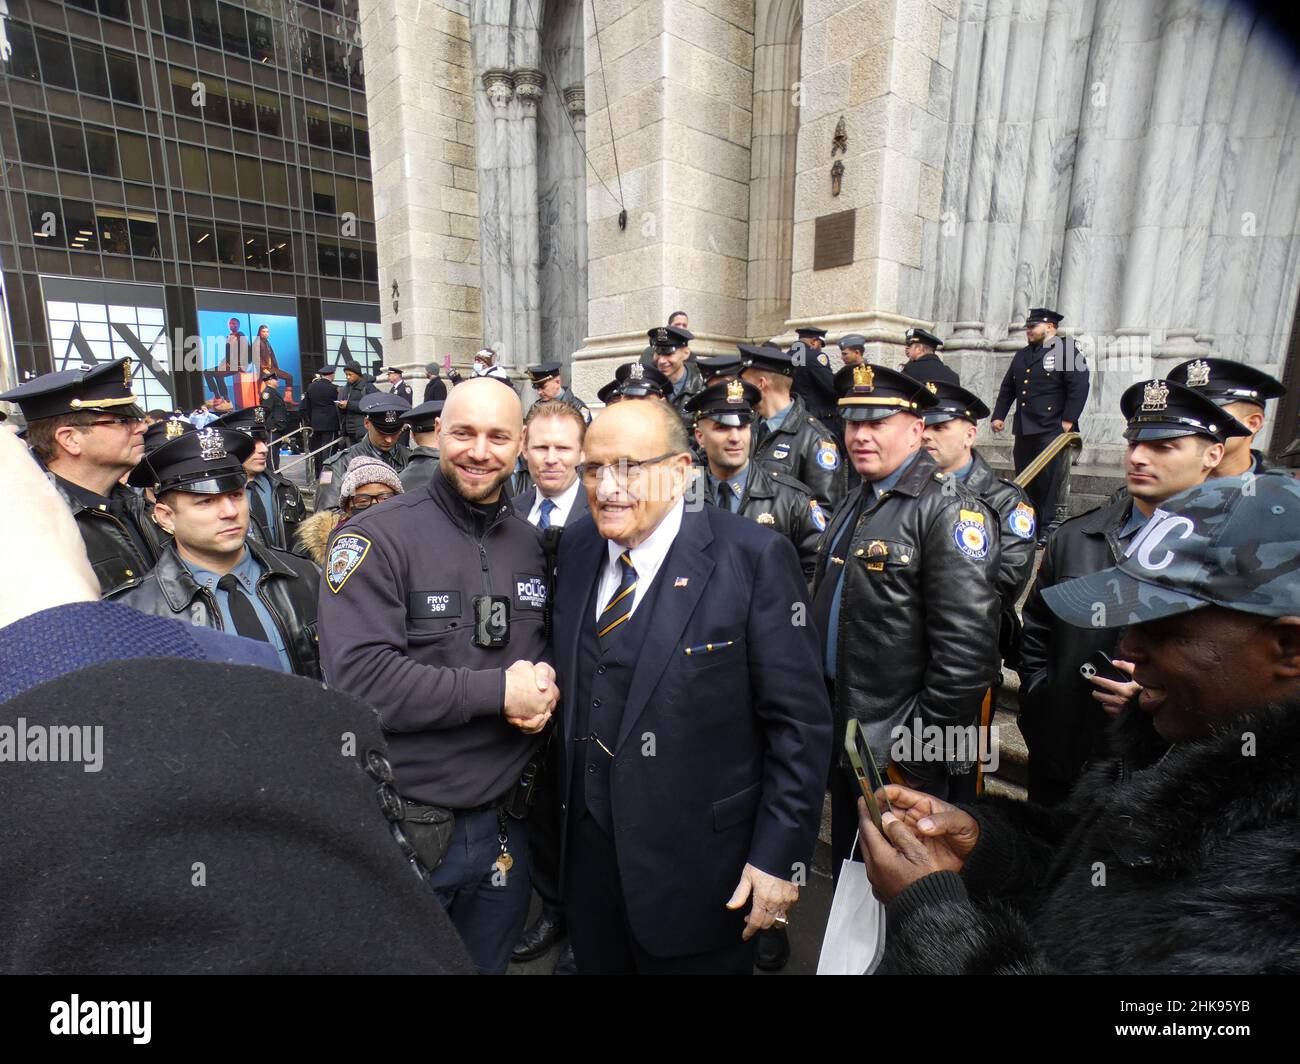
[552,504,832,957]
[992,335,1089,435]
[512,486,589,526]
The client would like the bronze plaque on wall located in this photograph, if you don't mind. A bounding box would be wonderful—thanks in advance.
[814,209,856,271]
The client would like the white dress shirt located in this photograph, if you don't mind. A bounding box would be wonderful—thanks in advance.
[527,477,582,528]
[595,498,685,619]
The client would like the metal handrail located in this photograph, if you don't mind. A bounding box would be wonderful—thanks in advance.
[1012,431,1082,489]
[271,425,310,450]
[278,434,346,479]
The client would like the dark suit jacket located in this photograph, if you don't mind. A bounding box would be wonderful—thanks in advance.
[552,505,833,957]
[424,378,448,403]
[512,486,589,526]
[993,335,1089,435]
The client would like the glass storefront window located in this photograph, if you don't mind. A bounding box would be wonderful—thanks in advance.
[128,217,160,258]
[99,214,131,255]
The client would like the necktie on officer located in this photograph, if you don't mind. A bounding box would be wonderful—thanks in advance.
[249,486,271,539]
[218,574,271,642]
[597,552,637,640]
[538,496,556,530]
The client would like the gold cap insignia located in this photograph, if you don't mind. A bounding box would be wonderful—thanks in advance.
[1141,380,1170,413]
[122,361,133,388]
[1185,359,1211,388]
[925,381,938,394]
[853,364,874,391]
[726,379,744,404]
[197,428,227,461]
[165,418,185,440]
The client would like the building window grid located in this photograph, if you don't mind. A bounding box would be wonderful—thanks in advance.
[0,2,376,298]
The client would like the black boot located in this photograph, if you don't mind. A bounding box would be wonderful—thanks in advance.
[511,907,566,963]
[754,926,791,972]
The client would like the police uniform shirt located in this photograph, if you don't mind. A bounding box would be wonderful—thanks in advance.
[706,465,750,513]
[764,401,794,435]
[595,498,685,619]
[1116,500,1150,544]
[248,473,278,546]
[181,551,294,674]
[824,450,923,677]
[669,372,692,401]
[526,477,582,528]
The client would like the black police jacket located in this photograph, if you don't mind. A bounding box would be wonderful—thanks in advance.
[315,438,411,511]
[752,393,847,513]
[112,538,322,679]
[49,474,163,597]
[247,471,307,553]
[962,450,1037,612]
[666,362,705,429]
[962,449,1038,669]
[811,450,1001,780]
[900,352,960,387]
[555,387,592,425]
[992,335,1089,436]
[398,447,439,492]
[792,347,837,420]
[1016,494,1130,791]
[316,467,549,810]
[339,380,378,439]
[700,463,827,582]
[301,378,341,432]
[260,386,288,434]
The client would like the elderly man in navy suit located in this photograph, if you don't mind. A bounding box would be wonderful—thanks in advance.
[552,399,832,974]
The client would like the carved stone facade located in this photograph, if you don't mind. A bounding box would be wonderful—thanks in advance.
[360,0,1300,464]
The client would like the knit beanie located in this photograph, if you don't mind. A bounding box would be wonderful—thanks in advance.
[339,456,404,503]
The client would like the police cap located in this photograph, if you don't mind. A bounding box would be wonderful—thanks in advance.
[0,358,141,422]
[360,391,411,431]
[1025,307,1064,326]
[143,416,196,453]
[1167,357,1286,409]
[597,361,672,404]
[834,363,938,422]
[214,404,271,441]
[1120,379,1251,443]
[738,343,795,377]
[648,325,693,350]
[400,400,444,432]
[525,362,563,385]
[904,327,943,350]
[697,354,743,382]
[923,381,991,425]
[129,426,253,495]
[684,378,761,427]
[838,334,867,351]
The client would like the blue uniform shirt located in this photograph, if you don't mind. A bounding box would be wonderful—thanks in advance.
[764,400,794,435]
[707,464,750,513]
[183,549,294,674]
[825,451,923,678]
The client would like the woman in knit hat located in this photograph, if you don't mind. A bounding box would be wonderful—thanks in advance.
[296,456,403,565]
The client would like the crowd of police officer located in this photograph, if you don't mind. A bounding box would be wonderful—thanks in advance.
[0,307,1293,974]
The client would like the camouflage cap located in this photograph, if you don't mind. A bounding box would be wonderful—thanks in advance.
[1044,474,1300,628]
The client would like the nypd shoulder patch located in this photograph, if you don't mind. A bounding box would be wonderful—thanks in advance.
[815,441,840,471]
[1007,502,1037,541]
[810,500,827,532]
[327,533,372,594]
[817,351,829,367]
[953,511,989,559]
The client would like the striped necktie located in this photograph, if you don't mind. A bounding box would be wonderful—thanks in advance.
[597,551,638,641]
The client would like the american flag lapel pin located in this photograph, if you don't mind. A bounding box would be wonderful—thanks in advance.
[674,577,689,588]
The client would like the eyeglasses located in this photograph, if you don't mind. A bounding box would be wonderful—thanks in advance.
[84,414,145,429]
[349,491,397,509]
[576,452,680,487]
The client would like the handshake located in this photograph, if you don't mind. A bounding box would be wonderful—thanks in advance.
[504,660,560,734]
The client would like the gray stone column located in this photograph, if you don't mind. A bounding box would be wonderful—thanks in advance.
[357,0,482,371]
[514,68,545,365]
[482,68,516,362]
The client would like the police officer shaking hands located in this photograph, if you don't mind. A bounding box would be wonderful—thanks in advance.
[318,378,558,976]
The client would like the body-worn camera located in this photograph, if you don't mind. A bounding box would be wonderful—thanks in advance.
[472,594,511,648]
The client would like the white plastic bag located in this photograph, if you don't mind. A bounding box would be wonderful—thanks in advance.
[816,849,886,975]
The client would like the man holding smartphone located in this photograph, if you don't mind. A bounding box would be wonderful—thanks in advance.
[1016,379,1248,804]
[317,378,558,975]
